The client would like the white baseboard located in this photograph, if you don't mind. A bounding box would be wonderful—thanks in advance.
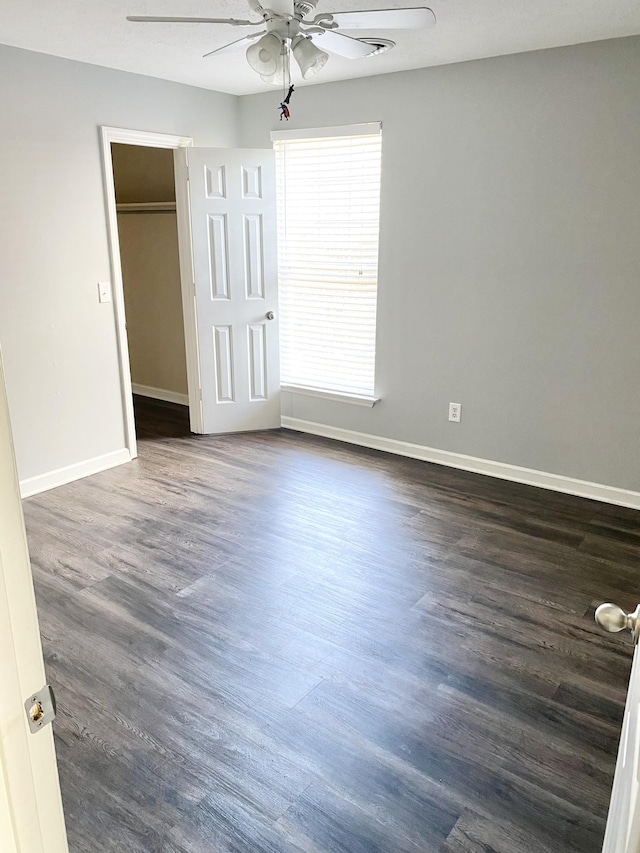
[20,449,131,499]
[281,417,640,511]
[132,384,189,407]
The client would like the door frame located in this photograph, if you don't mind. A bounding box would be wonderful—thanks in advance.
[100,127,202,457]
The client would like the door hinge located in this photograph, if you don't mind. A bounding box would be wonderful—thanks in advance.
[25,685,57,733]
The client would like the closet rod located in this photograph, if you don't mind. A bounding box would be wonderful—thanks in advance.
[116,202,176,213]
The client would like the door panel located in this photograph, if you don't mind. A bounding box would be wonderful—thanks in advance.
[0,350,68,853]
[601,641,640,853]
[596,604,640,852]
[187,148,280,433]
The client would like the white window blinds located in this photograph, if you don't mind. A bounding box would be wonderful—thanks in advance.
[272,124,382,399]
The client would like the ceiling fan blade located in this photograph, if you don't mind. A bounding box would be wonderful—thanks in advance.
[325,6,436,29]
[126,16,262,26]
[314,29,375,59]
[203,31,266,58]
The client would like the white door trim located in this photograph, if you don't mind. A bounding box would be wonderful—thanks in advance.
[99,127,195,457]
[173,147,204,433]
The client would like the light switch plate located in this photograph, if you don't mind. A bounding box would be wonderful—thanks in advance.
[98,281,112,303]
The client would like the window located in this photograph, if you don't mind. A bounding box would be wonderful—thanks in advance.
[272,123,382,404]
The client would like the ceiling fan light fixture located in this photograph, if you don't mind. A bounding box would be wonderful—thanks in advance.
[260,50,286,85]
[246,32,283,75]
[291,35,329,79]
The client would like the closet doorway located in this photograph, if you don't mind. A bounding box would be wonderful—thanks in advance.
[111,143,189,441]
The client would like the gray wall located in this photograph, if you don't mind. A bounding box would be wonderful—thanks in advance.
[2,37,639,494]
[0,45,237,482]
[239,37,640,492]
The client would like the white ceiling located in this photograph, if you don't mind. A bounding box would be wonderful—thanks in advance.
[1,0,639,96]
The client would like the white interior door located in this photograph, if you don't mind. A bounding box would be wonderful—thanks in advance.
[602,641,640,852]
[596,604,640,852]
[179,147,280,434]
[0,350,68,853]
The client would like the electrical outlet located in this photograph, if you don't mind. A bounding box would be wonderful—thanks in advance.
[98,281,112,304]
[449,402,461,423]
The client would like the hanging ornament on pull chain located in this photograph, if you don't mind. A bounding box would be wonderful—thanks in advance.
[279,84,294,121]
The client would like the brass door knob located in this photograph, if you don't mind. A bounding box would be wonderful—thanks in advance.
[595,602,640,642]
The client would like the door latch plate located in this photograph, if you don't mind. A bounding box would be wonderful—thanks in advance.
[25,685,57,733]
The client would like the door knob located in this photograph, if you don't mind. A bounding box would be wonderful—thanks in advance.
[595,603,640,643]
[265,311,275,320]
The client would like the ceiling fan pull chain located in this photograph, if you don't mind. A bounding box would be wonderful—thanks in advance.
[282,27,288,100]
[285,22,292,93]
[278,30,293,121]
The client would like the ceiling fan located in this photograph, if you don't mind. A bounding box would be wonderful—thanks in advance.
[127,0,436,84]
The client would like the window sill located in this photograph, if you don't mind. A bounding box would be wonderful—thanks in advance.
[281,384,380,408]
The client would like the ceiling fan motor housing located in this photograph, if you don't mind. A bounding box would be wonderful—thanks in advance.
[294,0,320,20]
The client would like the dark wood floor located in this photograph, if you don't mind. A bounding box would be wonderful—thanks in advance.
[23,396,640,852]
